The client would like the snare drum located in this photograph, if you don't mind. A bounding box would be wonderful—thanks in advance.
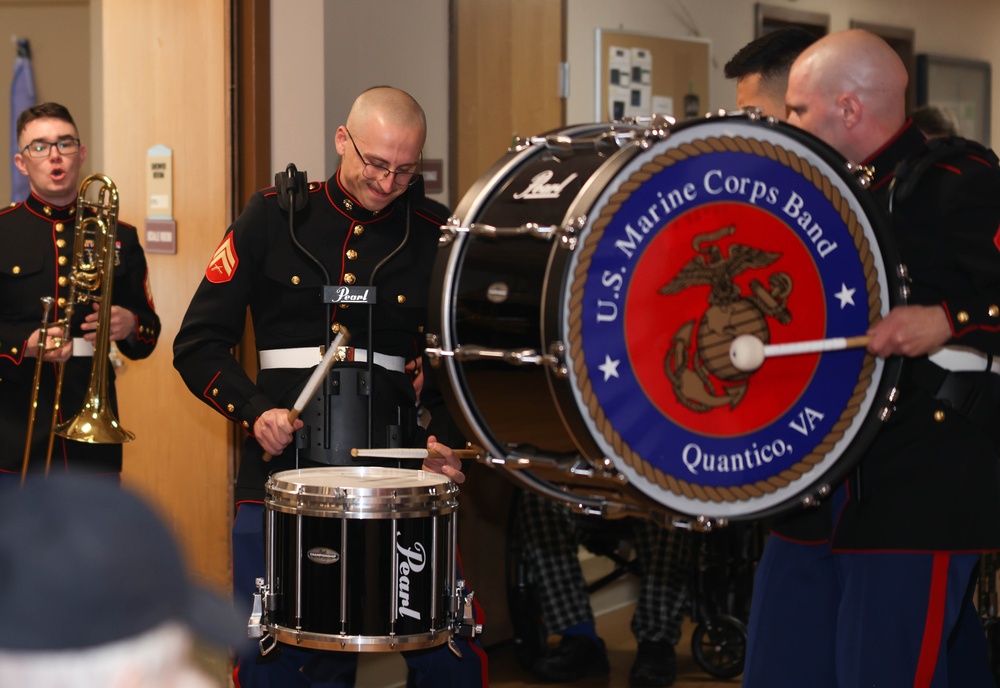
[428,114,905,527]
[254,466,461,652]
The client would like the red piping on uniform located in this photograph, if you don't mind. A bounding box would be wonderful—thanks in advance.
[913,552,949,688]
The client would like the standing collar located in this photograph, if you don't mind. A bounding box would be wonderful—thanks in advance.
[23,192,76,222]
[325,169,399,224]
[863,120,927,193]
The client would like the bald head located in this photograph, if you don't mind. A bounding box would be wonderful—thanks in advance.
[346,86,426,145]
[786,30,908,162]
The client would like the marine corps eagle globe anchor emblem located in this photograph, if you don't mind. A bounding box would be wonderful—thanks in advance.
[660,225,793,412]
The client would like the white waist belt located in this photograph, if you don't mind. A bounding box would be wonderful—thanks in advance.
[72,338,94,357]
[929,347,999,375]
[258,346,405,373]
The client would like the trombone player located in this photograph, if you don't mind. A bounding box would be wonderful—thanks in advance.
[0,102,160,484]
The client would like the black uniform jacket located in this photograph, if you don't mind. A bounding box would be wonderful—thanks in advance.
[773,121,1000,551]
[0,193,161,475]
[173,171,451,503]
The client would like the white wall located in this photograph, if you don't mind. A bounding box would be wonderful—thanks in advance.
[273,0,1000,207]
[270,0,450,200]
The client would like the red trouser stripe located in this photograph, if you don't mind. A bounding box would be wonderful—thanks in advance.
[914,552,950,688]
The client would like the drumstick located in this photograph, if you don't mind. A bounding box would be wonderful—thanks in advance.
[350,447,485,460]
[729,333,871,372]
[262,329,349,462]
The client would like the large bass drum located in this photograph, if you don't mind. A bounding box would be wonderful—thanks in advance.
[427,115,905,528]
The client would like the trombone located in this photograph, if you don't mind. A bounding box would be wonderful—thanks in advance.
[20,174,134,483]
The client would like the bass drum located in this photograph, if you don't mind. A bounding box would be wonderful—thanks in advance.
[427,115,905,528]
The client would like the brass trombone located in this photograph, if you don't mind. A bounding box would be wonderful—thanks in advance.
[20,174,134,482]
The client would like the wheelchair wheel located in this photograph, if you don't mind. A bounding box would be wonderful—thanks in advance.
[691,614,747,679]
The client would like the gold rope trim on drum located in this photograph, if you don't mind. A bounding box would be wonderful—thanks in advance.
[569,134,882,505]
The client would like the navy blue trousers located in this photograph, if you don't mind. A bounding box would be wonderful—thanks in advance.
[743,534,992,687]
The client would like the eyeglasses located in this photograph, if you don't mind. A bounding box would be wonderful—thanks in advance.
[21,137,81,159]
[345,128,421,187]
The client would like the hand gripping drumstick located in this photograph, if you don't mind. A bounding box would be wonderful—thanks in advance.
[729,333,871,372]
[261,329,349,462]
[350,447,486,460]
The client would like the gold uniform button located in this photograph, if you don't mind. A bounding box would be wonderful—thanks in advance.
[956,311,970,324]
[353,225,364,237]
[242,420,250,428]
[58,255,68,266]
[55,222,65,232]
[291,275,301,285]
[331,322,342,333]
[344,273,356,285]
[11,266,20,275]
[989,305,999,318]
[58,276,68,287]
[56,239,66,248]
[212,388,219,397]
[227,403,235,413]
[339,303,349,309]
[346,249,358,260]
[57,297,66,307]
[397,294,406,304]
[11,347,18,355]
[933,409,946,422]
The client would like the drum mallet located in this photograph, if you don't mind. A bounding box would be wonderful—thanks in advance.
[729,333,871,372]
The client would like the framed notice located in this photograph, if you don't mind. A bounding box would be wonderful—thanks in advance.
[917,54,992,144]
[595,30,709,123]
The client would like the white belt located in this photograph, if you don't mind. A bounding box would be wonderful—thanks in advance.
[928,346,1000,374]
[72,338,94,357]
[258,346,406,373]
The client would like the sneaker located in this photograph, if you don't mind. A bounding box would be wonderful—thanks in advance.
[531,634,611,683]
[629,640,677,687]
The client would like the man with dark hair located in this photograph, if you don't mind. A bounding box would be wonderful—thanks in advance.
[724,27,818,118]
[0,102,160,482]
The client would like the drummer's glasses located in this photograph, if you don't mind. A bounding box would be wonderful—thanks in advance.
[345,128,421,187]
[21,137,81,158]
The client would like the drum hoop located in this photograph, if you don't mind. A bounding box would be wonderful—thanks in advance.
[568,129,886,506]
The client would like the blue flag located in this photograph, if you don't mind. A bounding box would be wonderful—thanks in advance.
[10,38,36,204]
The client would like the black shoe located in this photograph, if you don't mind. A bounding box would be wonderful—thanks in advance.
[531,634,611,683]
[629,640,677,687]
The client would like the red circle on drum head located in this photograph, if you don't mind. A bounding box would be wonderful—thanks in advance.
[624,201,827,437]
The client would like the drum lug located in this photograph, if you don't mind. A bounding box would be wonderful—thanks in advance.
[454,580,483,644]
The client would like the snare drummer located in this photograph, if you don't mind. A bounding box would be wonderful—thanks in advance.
[743,30,1000,688]
[724,27,817,119]
[174,87,486,687]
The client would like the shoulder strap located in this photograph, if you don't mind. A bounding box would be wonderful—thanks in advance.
[889,136,1000,210]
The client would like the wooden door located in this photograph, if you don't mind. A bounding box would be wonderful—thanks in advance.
[449,0,566,645]
[451,0,565,204]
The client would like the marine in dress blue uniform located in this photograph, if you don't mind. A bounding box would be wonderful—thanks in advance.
[743,32,1000,688]
[0,104,160,479]
[173,87,486,688]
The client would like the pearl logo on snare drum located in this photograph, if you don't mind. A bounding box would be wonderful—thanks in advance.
[396,534,428,621]
[511,170,579,200]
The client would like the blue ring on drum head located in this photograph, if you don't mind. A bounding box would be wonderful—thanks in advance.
[565,118,900,519]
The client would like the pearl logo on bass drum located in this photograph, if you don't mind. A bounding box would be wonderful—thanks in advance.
[512,170,579,200]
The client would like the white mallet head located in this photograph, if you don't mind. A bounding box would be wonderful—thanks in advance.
[729,334,766,372]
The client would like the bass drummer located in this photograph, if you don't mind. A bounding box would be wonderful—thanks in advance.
[173,87,487,688]
[743,30,1000,688]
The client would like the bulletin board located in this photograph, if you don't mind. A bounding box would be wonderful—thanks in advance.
[595,29,710,123]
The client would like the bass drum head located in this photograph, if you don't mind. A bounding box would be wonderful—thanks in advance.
[558,114,904,522]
